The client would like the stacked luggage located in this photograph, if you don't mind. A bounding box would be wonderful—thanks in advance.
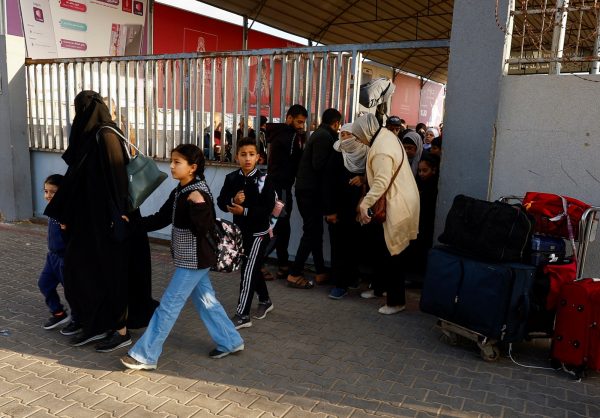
[420,192,599,375]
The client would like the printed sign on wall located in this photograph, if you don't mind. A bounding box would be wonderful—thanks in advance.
[19,0,146,58]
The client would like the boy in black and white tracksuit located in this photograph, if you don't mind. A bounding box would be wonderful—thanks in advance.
[217,138,276,329]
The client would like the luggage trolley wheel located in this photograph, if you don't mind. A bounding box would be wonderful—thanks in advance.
[477,341,500,362]
[440,329,459,346]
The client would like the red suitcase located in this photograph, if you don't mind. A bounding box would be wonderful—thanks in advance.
[551,278,600,376]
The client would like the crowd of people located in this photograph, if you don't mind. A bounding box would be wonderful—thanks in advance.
[260,106,443,314]
[36,90,443,370]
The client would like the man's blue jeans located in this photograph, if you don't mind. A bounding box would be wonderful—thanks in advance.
[129,267,243,365]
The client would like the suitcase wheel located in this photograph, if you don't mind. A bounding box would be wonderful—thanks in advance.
[477,342,500,362]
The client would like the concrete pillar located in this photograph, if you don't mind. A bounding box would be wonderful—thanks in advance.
[0,27,33,221]
[435,0,510,236]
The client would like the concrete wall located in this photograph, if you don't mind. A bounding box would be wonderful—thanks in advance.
[491,74,600,202]
[0,34,32,221]
[436,0,509,237]
[491,74,600,276]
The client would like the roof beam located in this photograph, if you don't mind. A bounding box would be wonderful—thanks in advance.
[312,0,363,43]
[25,40,451,66]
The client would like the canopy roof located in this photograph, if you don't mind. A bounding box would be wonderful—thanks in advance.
[197,0,454,83]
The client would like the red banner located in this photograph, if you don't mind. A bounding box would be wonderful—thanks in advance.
[153,4,301,120]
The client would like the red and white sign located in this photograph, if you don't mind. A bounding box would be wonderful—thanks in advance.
[19,0,147,58]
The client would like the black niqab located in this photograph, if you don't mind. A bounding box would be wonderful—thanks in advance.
[45,90,157,336]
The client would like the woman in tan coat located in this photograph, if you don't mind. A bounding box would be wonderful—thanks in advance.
[353,114,420,314]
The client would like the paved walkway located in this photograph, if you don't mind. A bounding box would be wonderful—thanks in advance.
[0,221,599,418]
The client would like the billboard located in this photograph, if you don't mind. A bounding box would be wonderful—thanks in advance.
[19,0,147,58]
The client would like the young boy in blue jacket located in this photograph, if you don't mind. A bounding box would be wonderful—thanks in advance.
[217,137,276,329]
[38,174,78,333]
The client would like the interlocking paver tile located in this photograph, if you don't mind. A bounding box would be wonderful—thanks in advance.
[187,381,230,398]
[42,368,85,385]
[0,365,31,382]
[127,391,170,411]
[27,409,61,418]
[524,400,567,417]
[5,385,47,404]
[14,373,55,391]
[101,371,143,388]
[278,393,319,411]
[462,399,504,417]
[0,400,43,418]
[21,362,60,378]
[310,401,354,417]
[58,404,104,418]
[281,406,328,418]
[0,378,26,396]
[186,393,230,414]
[155,399,202,417]
[29,393,75,414]
[96,382,140,401]
[248,396,292,416]
[93,397,137,416]
[215,402,263,418]
[216,387,261,407]
[156,384,199,404]
[63,388,108,408]
[128,376,176,396]
[72,375,113,393]
[1,222,600,418]
[121,406,170,418]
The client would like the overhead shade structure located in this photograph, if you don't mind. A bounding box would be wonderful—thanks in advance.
[197,0,454,84]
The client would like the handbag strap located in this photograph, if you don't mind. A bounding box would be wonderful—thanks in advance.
[96,125,143,159]
[382,143,406,196]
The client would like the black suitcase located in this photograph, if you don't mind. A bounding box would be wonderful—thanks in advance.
[420,247,536,343]
[438,194,534,262]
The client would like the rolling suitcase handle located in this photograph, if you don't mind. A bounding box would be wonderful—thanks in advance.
[576,206,600,280]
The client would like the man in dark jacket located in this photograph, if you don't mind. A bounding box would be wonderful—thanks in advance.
[265,104,308,279]
[287,108,342,289]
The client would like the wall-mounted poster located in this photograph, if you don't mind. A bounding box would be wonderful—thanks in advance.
[19,0,147,58]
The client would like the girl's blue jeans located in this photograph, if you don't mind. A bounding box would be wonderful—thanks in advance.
[129,267,243,365]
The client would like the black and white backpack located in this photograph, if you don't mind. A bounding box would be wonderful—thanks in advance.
[208,218,245,273]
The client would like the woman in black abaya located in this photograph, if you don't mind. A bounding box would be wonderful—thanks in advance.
[45,90,158,351]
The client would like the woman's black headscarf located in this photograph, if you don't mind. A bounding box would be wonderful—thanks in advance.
[45,90,119,222]
[62,90,117,166]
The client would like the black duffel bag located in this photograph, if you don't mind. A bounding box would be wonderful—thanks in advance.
[438,194,534,262]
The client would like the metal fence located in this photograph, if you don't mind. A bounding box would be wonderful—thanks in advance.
[25,45,366,161]
[504,0,600,75]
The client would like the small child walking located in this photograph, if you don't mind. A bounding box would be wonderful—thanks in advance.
[38,174,74,331]
[121,144,243,370]
[217,137,276,329]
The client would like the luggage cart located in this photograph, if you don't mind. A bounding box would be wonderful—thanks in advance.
[434,196,599,362]
[438,320,500,361]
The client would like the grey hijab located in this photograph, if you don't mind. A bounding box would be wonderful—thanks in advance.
[402,131,423,177]
[352,113,380,145]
